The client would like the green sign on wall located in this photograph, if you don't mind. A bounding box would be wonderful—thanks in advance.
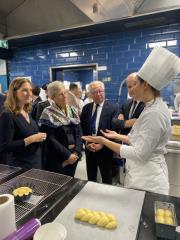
[0,40,8,49]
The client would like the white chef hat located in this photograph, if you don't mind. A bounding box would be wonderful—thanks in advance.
[138,46,180,90]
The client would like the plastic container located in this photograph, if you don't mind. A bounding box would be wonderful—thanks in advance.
[155,201,177,240]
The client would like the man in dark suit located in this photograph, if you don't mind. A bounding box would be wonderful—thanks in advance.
[35,83,52,123]
[111,73,144,184]
[81,81,119,184]
[112,73,144,135]
[0,93,6,114]
[31,86,42,121]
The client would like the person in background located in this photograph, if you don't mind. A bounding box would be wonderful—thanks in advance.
[84,91,93,106]
[0,92,6,114]
[174,92,180,112]
[35,83,53,122]
[111,73,144,184]
[39,81,82,177]
[31,85,42,121]
[67,83,83,115]
[81,81,119,184]
[39,83,48,101]
[83,46,180,194]
[0,77,46,168]
[112,73,144,135]
[77,87,84,112]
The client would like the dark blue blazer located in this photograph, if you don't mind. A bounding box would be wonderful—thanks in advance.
[81,100,119,137]
[112,98,144,135]
[81,100,119,157]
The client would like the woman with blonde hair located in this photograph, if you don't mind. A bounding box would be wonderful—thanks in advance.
[0,77,46,169]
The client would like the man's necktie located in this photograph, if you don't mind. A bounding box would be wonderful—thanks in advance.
[91,104,99,135]
[129,101,137,118]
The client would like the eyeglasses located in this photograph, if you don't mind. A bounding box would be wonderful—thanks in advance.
[91,89,104,95]
[59,90,67,96]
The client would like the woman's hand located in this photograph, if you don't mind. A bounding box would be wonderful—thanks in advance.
[24,132,47,146]
[82,136,104,144]
[32,133,47,142]
[62,153,79,167]
[100,129,119,140]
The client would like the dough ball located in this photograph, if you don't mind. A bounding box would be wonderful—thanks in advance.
[97,217,109,227]
[156,215,165,224]
[105,221,118,229]
[107,214,116,221]
[81,213,93,222]
[84,209,92,214]
[88,215,100,224]
[75,209,86,220]
[164,217,174,225]
[164,210,173,218]
[156,208,165,217]
[98,211,106,218]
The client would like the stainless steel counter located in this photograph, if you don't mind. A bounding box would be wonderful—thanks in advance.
[166,133,180,197]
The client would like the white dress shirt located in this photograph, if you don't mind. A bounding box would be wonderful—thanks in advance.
[174,92,180,111]
[91,101,104,135]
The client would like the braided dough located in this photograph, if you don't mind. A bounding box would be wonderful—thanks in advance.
[75,208,118,229]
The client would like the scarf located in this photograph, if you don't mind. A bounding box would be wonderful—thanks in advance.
[39,102,80,128]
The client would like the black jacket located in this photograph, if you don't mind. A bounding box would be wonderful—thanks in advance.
[0,93,6,114]
[31,96,42,121]
[81,100,119,156]
[0,110,42,169]
[40,121,82,172]
[112,99,144,135]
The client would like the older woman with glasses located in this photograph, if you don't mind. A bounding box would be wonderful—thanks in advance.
[39,81,82,177]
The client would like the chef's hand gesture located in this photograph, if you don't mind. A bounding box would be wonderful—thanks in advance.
[82,135,104,144]
[100,129,119,140]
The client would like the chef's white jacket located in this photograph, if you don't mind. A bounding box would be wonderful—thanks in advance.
[121,97,171,194]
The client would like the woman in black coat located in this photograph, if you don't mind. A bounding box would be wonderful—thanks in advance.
[39,81,82,177]
[0,78,46,169]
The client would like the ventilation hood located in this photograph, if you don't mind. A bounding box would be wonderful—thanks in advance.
[70,0,144,22]
[1,0,180,48]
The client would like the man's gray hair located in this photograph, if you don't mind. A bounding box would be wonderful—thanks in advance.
[47,81,65,98]
[88,81,104,92]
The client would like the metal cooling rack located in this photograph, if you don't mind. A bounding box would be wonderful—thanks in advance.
[0,164,21,183]
[0,169,72,222]
[22,169,72,186]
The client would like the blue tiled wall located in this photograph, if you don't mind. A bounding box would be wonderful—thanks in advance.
[0,75,8,92]
[8,23,180,106]
[62,69,93,89]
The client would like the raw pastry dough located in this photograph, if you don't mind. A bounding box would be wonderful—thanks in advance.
[156,208,174,225]
[75,208,117,229]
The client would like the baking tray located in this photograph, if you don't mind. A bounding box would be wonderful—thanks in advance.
[55,181,145,240]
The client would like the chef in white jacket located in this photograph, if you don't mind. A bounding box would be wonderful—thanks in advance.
[83,46,180,194]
